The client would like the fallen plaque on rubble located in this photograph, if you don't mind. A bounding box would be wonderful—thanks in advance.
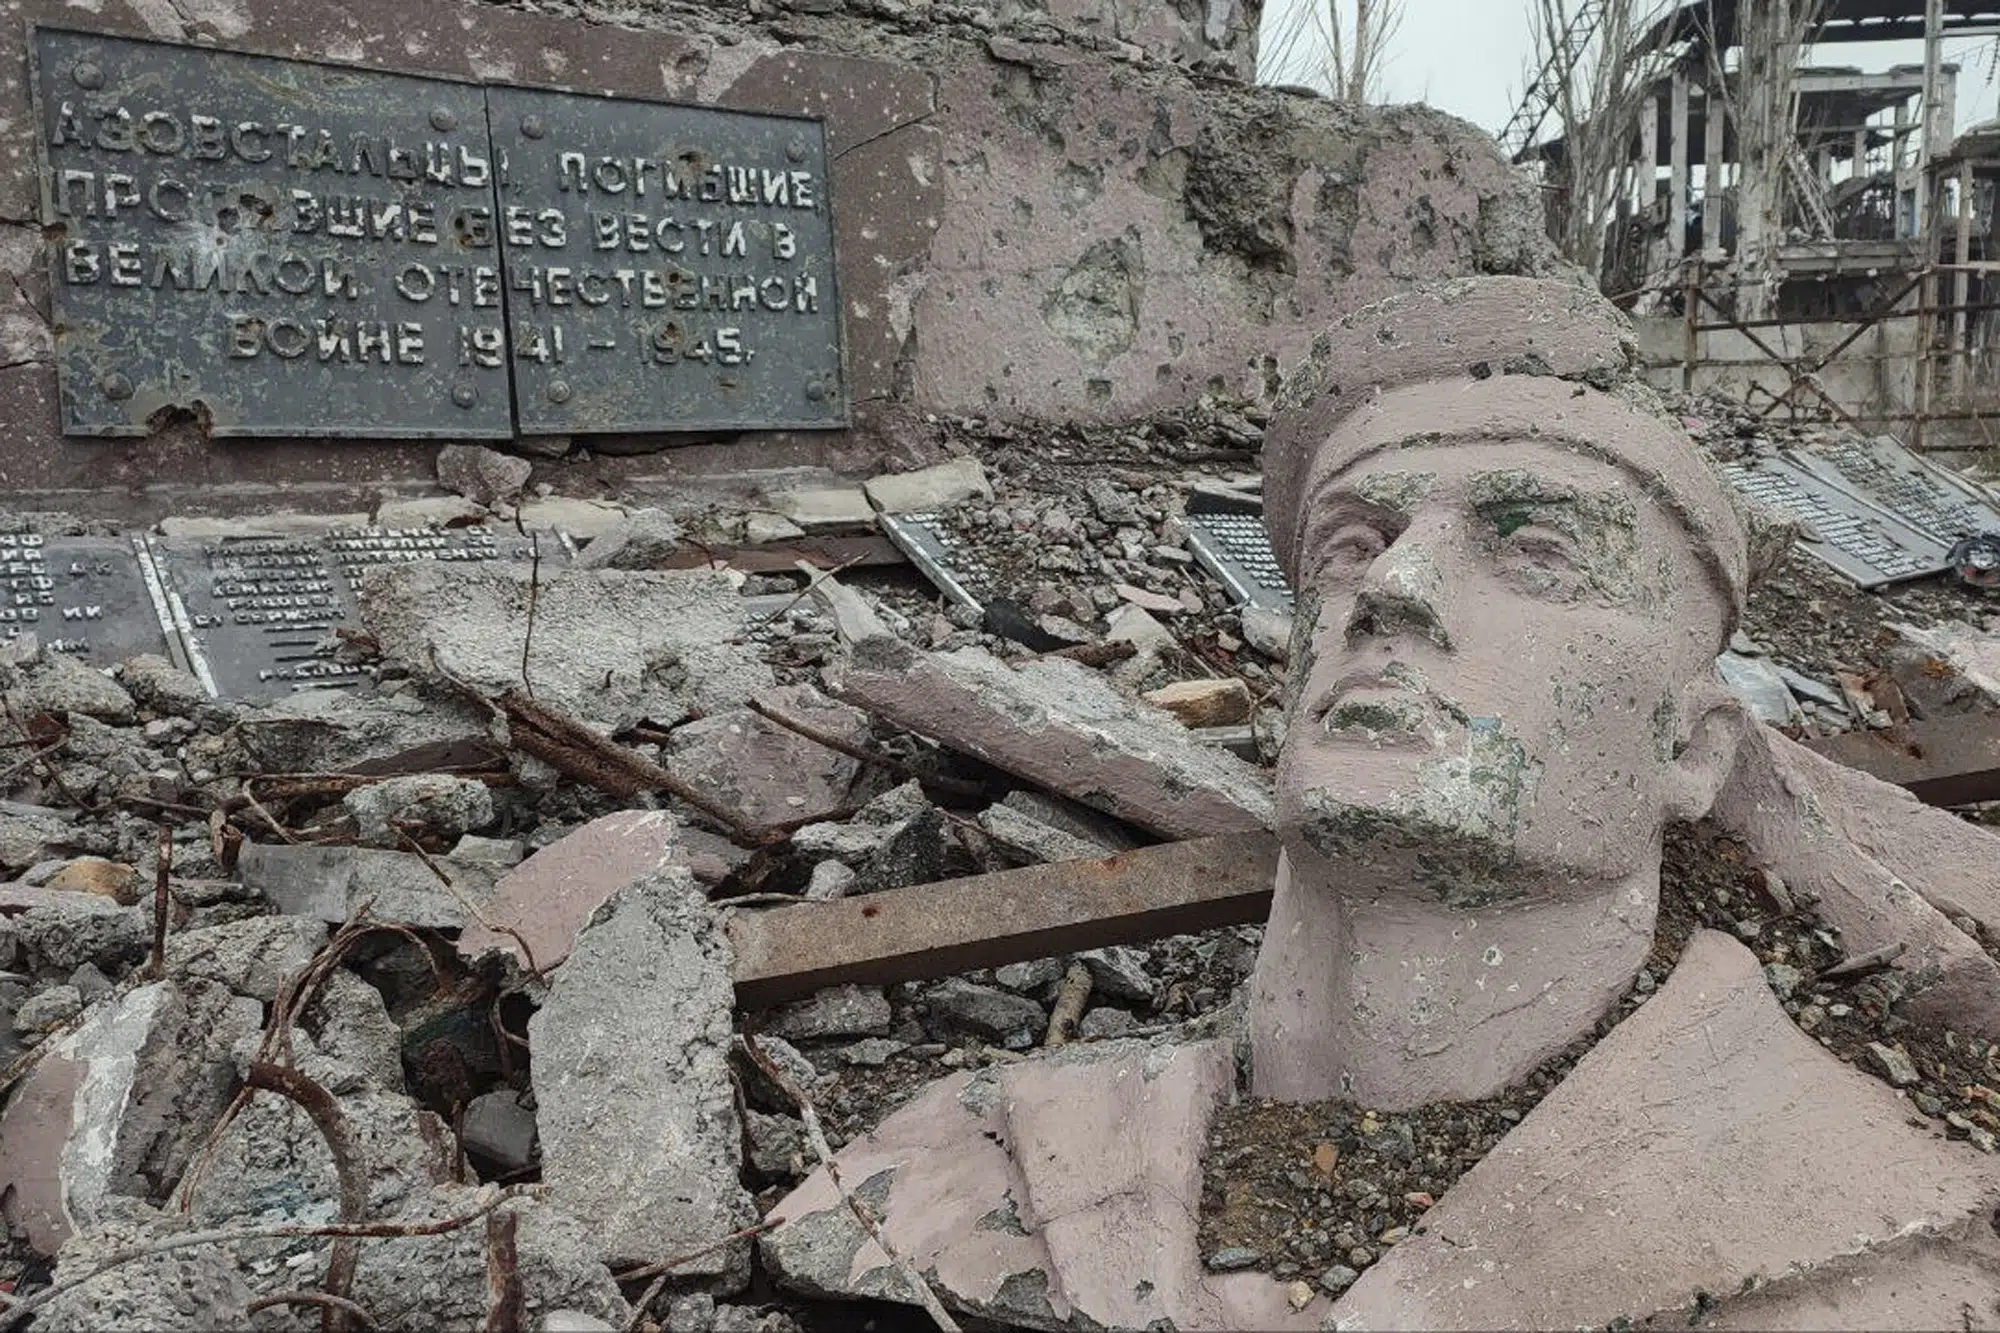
[0,534,173,666]
[148,526,552,701]
[32,27,512,439]
[1718,436,2000,589]
[1184,509,1294,613]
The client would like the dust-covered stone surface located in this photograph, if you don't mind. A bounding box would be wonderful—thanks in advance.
[0,0,1993,1325]
[529,867,759,1277]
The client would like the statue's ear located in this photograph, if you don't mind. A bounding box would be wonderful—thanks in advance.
[1663,678,1753,822]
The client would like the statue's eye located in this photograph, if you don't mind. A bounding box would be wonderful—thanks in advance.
[1504,523,1578,565]
[1325,524,1388,568]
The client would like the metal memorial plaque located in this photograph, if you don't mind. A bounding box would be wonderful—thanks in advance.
[32,27,511,438]
[0,534,171,665]
[150,534,355,701]
[1185,511,1294,614]
[1719,456,1946,589]
[488,85,846,434]
[150,527,554,702]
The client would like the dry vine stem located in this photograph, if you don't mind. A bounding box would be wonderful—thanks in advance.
[741,1036,963,1333]
[1043,962,1093,1047]
[246,1061,368,1333]
[619,1219,785,1333]
[482,1211,524,1333]
[0,1189,520,1332]
[147,822,172,979]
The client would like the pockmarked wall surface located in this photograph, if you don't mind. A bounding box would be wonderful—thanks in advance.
[0,0,1553,514]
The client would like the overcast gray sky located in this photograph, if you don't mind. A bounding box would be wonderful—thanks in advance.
[1257,1,2000,141]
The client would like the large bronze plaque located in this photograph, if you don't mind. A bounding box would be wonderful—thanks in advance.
[488,85,847,435]
[31,27,511,438]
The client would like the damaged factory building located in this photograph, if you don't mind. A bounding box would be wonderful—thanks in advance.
[2,0,2000,1330]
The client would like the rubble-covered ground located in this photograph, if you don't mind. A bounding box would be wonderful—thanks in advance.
[0,392,1997,1332]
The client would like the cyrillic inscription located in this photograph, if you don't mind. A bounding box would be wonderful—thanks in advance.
[33,27,848,439]
[490,86,845,433]
[0,535,170,665]
[152,527,551,703]
[34,27,509,438]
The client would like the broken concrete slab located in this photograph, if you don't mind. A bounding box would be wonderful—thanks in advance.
[0,807,82,875]
[790,781,947,887]
[1714,720,2000,1037]
[977,801,1123,865]
[666,688,873,835]
[763,1038,1320,1330]
[1716,650,1803,725]
[530,866,757,1274]
[164,914,328,1003]
[764,984,894,1042]
[574,508,685,571]
[1696,1215,2000,1330]
[5,891,148,978]
[27,1196,256,1333]
[342,773,496,848]
[373,495,488,530]
[235,843,498,931]
[826,637,1272,839]
[1329,931,2000,1329]
[0,978,259,1255]
[1889,621,2000,707]
[360,564,775,733]
[863,459,993,514]
[303,967,406,1093]
[456,810,681,974]
[436,444,532,509]
[116,654,213,719]
[10,651,137,724]
[919,978,1046,1046]
[230,687,495,777]
[342,1190,631,1332]
[766,486,876,533]
[182,1048,453,1225]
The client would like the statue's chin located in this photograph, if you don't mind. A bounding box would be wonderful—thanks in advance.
[1279,792,1648,907]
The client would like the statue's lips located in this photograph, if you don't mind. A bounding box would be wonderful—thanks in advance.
[1317,672,1450,743]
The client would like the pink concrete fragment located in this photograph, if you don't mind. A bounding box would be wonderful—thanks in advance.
[456,810,680,972]
[0,1048,79,1253]
[1699,1216,2000,1330]
[762,1039,1320,1331]
[1717,718,2000,1036]
[825,636,1272,840]
[1330,931,2000,1331]
[665,686,873,835]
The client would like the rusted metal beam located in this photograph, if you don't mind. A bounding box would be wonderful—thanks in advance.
[728,833,1279,1010]
[662,534,902,574]
[1804,712,2000,807]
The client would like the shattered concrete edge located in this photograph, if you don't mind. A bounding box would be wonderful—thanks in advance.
[826,635,1273,838]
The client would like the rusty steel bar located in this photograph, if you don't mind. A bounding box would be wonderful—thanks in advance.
[662,535,904,574]
[1803,713,2000,808]
[728,833,1280,1010]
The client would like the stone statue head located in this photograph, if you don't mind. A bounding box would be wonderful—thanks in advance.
[1249,276,1754,1107]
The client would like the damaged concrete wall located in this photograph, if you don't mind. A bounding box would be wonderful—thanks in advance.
[0,0,1548,518]
[1633,314,1924,427]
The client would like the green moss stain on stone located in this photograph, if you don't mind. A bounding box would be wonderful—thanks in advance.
[1352,470,1436,514]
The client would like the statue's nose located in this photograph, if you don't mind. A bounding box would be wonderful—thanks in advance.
[1344,538,1453,651]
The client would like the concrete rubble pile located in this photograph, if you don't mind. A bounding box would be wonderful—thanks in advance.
[0,374,1990,1329]
[0,0,1993,1325]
